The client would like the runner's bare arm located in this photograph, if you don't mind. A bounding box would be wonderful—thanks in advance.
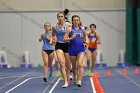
[38,34,43,42]
[64,27,75,41]
[95,33,101,44]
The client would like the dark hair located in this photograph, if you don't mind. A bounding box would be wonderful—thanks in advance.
[90,24,96,29]
[63,9,70,22]
[63,9,69,16]
[84,26,88,30]
[57,12,65,18]
[72,15,80,22]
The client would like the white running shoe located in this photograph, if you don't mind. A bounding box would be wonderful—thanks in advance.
[62,83,68,88]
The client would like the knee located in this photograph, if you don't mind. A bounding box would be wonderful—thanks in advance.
[44,63,48,67]
[66,65,71,70]
[59,63,65,68]
[78,63,83,68]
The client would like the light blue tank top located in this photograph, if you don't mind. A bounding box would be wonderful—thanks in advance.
[42,32,55,50]
[56,23,67,43]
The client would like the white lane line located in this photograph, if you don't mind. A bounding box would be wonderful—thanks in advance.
[0,71,33,90]
[0,75,44,81]
[29,76,44,79]
[98,73,135,78]
[0,75,44,80]
[5,76,46,93]
[48,78,61,93]
[5,78,31,93]
[0,76,22,80]
[90,77,96,93]
[42,78,58,93]
[116,70,140,88]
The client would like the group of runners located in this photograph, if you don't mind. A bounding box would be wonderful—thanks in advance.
[38,9,101,88]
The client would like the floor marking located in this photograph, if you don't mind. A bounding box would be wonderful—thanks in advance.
[116,70,140,88]
[41,77,58,93]
[4,76,51,93]
[90,77,97,93]
[48,78,61,93]
[0,71,33,90]
[5,78,31,93]
[0,76,22,80]
[98,73,135,78]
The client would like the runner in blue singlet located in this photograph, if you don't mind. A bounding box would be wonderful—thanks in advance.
[64,15,88,87]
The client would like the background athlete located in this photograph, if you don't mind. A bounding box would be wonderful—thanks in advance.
[86,24,101,76]
[39,22,55,82]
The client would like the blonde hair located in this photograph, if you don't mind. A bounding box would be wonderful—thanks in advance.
[57,12,65,19]
[44,22,51,31]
